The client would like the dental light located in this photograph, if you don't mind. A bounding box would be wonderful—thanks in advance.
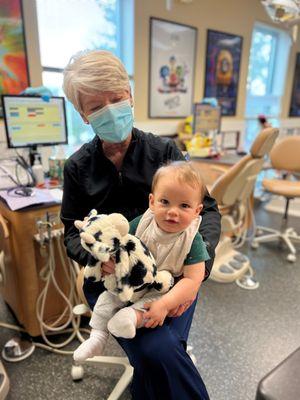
[261,0,300,24]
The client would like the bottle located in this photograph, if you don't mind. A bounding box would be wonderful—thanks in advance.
[49,146,58,180]
[32,154,44,185]
[55,145,66,184]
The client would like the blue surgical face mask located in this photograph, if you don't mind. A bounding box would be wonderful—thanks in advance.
[87,99,133,143]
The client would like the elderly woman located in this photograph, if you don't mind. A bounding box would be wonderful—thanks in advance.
[61,50,220,400]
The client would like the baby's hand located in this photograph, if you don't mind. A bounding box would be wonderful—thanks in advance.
[143,299,169,328]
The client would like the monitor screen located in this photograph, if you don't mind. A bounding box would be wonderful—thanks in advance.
[1,95,68,148]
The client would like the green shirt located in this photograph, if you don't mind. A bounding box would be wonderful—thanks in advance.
[129,215,210,266]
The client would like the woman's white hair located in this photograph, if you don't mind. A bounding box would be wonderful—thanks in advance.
[62,50,130,113]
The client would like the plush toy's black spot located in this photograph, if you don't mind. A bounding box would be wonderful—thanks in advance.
[115,249,121,264]
[87,254,98,266]
[152,264,157,276]
[125,240,136,254]
[152,281,163,291]
[120,274,130,286]
[86,216,98,227]
[85,242,94,249]
[94,230,102,241]
[134,282,150,292]
[141,241,151,256]
[128,261,147,287]
[113,237,120,251]
[86,276,96,282]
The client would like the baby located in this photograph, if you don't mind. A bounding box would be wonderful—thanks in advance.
[74,161,210,362]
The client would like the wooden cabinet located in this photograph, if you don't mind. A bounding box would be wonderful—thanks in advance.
[0,202,71,337]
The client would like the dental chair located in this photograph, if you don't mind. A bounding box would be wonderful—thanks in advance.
[209,128,279,288]
[72,268,133,400]
[251,136,300,262]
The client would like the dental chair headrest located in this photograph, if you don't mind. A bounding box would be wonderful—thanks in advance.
[250,128,279,158]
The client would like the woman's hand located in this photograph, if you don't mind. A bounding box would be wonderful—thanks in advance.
[167,299,194,318]
[143,299,169,329]
[101,258,116,276]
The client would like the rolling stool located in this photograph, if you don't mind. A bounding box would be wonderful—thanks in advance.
[256,347,300,400]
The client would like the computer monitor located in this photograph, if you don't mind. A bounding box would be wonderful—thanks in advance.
[1,95,68,148]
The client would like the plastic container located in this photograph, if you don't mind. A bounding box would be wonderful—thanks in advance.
[32,154,44,185]
[48,146,66,183]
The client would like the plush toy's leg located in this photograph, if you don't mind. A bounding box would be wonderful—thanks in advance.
[73,329,109,362]
[107,307,140,339]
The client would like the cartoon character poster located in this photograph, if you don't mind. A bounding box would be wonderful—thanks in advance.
[204,30,243,116]
[289,53,300,117]
[0,0,30,97]
[149,18,197,118]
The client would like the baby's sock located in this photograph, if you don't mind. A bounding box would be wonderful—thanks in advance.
[73,329,108,362]
[107,307,137,339]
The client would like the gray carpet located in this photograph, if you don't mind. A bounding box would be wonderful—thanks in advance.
[1,202,300,400]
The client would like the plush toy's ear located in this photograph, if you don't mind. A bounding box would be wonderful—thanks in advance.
[108,213,129,237]
[74,220,84,229]
[80,232,96,244]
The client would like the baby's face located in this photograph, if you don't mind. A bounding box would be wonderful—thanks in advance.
[149,175,203,233]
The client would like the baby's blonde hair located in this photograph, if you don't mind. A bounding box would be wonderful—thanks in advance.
[63,50,130,113]
[152,161,206,202]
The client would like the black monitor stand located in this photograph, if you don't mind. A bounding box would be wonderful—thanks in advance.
[29,145,42,166]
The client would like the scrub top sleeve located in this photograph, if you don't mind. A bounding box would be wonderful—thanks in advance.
[60,159,90,266]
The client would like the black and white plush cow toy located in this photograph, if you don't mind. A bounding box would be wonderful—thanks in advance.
[75,210,174,303]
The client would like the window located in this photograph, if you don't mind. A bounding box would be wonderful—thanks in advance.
[245,23,291,149]
[35,0,134,147]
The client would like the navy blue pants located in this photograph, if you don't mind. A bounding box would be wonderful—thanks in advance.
[83,279,210,400]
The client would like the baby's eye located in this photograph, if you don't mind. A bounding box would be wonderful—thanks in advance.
[181,203,190,209]
[160,198,169,205]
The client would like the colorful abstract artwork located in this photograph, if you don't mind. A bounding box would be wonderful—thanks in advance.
[289,53,300,117]
[0,0,29,96]
[204,30,243,116]
[149,18,197,118]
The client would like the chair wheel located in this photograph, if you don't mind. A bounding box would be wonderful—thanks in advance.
[251,241,259,249]
[287,254,296,263]
[71,364,84,381]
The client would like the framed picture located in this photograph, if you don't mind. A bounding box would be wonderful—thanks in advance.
[149,17,197,118]
[193,103,221,134]
[204,29,243,116]
[289,53,300,117]
[0,0,30,102]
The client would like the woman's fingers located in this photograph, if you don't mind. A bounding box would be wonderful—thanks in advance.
[175,304,186,317]
[101,258,116,275]
[168,300,193,317]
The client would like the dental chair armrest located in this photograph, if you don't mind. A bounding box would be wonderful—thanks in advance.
[210,166,228,174]
[0,214,9,239]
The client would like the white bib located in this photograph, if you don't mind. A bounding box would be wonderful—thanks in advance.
[135,209,201,277]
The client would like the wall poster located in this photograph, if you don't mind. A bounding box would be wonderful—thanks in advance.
[149,17,197,118]
[0,0,30,98]
[289,52,300,117]
[204,29,243,116]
